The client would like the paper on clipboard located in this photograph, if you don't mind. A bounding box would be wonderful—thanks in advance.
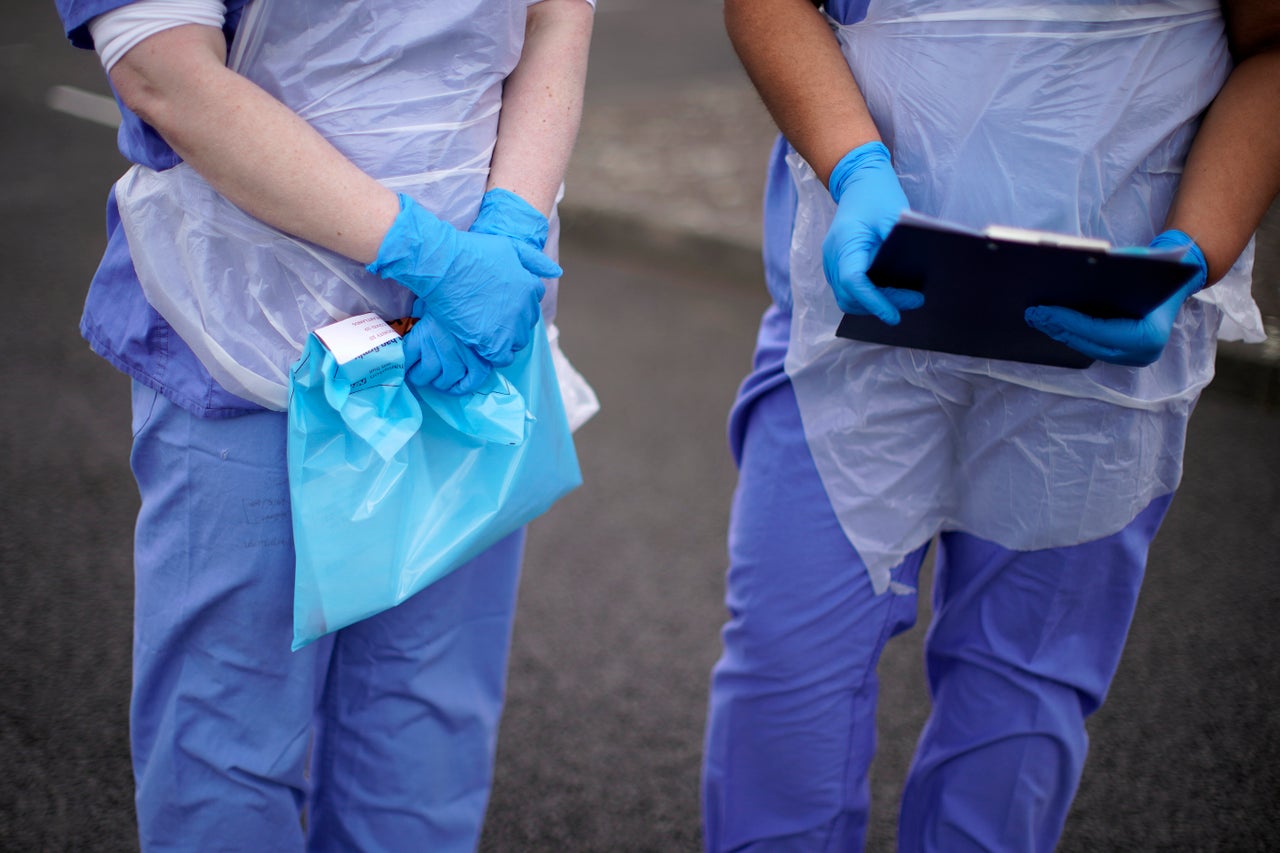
[835,211,1196,368]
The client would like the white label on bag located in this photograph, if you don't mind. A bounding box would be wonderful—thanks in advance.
[314,313,399,365]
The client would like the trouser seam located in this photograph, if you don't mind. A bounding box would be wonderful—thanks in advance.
[822,558,917,852]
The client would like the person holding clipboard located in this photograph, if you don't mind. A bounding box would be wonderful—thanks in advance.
[702,1,1279,850]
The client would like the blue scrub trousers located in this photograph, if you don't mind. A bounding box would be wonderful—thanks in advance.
[128,382,524,852]
[701,308,1171,852]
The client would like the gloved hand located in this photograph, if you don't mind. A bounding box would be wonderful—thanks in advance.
[401,300,494,396]
[368,193,561,367]
[469,187,551,250]
[822,141,922,325]
[1024,229,1208,367]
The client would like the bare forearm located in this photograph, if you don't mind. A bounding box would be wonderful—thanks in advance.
[723,0,880,186]
[109,24,398,265]
[487,0,594,216]
[1164,48,1280,282]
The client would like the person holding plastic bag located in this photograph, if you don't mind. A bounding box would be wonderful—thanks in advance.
[703,1,1279,850]
[55,0,595,849]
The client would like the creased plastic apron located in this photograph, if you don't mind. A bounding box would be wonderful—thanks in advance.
[114,0,598,426]
[785,0,1264,592]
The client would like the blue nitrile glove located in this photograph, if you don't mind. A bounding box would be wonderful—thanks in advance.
[822,141,922,325]
[1024,229,1208,367]
[401,299,494,396]
[368,194,561,367]
[469,187,551,249]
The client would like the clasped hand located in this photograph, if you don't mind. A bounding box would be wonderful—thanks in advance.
[1025,230,1207,367]
[822,141,922,325]
[368,190,560,394]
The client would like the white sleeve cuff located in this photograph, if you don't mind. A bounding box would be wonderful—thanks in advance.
[88,0,227,73]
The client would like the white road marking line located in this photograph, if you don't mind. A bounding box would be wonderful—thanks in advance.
[47,85,121,129]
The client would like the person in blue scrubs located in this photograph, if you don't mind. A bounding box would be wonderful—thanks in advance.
[55,1,595,850]
[703,1,1280,850]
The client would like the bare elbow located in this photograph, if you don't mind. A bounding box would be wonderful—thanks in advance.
[106,24,228,134]
[109,62,169,129]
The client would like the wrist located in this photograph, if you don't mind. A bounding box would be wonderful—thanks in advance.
[828,140,893,204]
[1150,229,1208,292]
[472,188,551,249]
[367,194,458,298]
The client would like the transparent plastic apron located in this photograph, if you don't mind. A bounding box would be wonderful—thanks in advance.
[784,0,1263,591]
[115,0,597,425]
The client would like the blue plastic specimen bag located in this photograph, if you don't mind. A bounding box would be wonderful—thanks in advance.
[287,314,581,650]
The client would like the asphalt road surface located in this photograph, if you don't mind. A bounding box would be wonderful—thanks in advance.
[4,3,1278,851]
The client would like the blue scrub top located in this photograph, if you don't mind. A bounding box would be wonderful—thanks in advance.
[824,0,870,25]
[57,0,262,417]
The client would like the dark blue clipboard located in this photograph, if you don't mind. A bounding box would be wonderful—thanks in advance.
[835,214,1198,368]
